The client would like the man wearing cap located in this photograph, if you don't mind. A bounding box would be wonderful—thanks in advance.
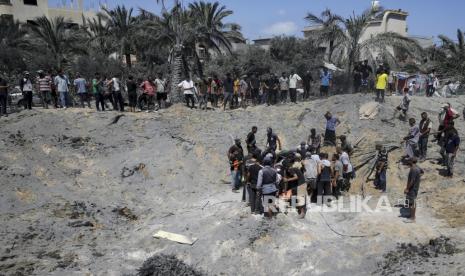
[228,138,244,192]
[20,72,34,110]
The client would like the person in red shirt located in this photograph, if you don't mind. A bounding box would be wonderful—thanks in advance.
[139,76,156,112]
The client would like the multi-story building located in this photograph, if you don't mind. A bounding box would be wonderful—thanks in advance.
[0,0,96,26]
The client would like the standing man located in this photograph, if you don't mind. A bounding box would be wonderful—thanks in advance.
[178,75,195,109]
[222,73,234,110]
[360,60,372,93]
[239,75,248,108]
[0,75,8,117]
[126,75,138,112]
[375,69,388,102]
[266,127,282,153]
[246,126,258,155]
[303,70,313,100]
[353,63,362,93]
[324,111,340,146]
[246,158,263,214]
[54,70,70,109]
[279,72,289,104]
[374,144,388,192]
[36,71,52,109]
[20,72,34,110]
[403,157,423,222]
[73,73,91,108]
[332,153,344,198]
[307,128,321,154]
[139,76,156,112]
[426,70,436,97]
[268,73,279,105]
[339,135,354,156]
[92,73,105,111]
[257,156,281,218]
[249,73,260,106]
[336,147,353,192]
[108,73,124,112]
[418,112,432,161]
[403,118,420,161]
[228,138,244,193]
[289,70,302,104]
[444,125,460,177]
[319,67,332,97]
[155,73,167,109]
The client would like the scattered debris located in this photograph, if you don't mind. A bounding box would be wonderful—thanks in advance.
[121,163,148,178]
[137,254,204,276]
[296,108,312,127]
[68,220,94,228]
[153,230,197,245]
[359,102,380,120]
[376,236,461,275]
[109,114,125,125]
[69,137,91,148]
[113,207,138,221]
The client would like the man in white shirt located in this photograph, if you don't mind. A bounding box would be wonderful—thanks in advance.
[178,76,195,109]
[20,72,34,110]
[155,73,167,109]
[108,74,124,112]
[336,147,353,192]
[279,72,289,103]
[289,70,302,103]
[54,70,70,109]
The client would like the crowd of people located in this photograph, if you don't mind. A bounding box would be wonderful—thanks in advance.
[228,101,461,222]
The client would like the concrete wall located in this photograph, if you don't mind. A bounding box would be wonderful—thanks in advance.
[0,0,95,24]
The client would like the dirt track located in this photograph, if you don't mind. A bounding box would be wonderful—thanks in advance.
[1,94,464,275]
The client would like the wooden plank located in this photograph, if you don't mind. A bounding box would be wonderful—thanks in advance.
[153,230,198,245]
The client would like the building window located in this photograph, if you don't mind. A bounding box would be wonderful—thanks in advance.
[23,0,38,6]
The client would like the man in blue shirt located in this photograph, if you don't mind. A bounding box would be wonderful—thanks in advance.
[324,111,340,146]
[73,73,90,108]
[320,67,332,97]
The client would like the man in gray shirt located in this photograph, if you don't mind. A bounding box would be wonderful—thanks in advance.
[404,157,423,222]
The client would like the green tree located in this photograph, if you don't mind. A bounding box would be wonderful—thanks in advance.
[305,8,345,63]
[436,29,465,81]
[0,19,30,73]
[100,6,138,68]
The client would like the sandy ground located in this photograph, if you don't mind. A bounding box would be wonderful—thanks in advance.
[0,94,464,275]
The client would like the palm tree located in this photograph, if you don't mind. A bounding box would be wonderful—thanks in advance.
[140,1,242,101]
[99,6,137,68]
[305,8,345,63]
[83,14,114,57]
[28,16,86,69]
[0,19,30,72]
[437,29,465,81]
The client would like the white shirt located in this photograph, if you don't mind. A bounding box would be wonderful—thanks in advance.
[289,74,302,89]
[22,78,33,92]
[155,78,166,93]
[340,152,353,173]
[112,77,120,91]
[178,80,194,95]
[54,75,69,92]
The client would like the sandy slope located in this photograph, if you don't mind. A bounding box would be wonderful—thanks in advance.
[0,94,464,275]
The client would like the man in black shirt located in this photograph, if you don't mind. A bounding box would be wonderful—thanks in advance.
[249,73,260,106]
[360,60,372,93]
[246,126,258,154]
[404,157,423,222]
[303,70,313,100]
[267,74,279,105]
[246,158,263,214]
[223,73,234,111]
[0,76,8,116]
[266,127,281,152]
